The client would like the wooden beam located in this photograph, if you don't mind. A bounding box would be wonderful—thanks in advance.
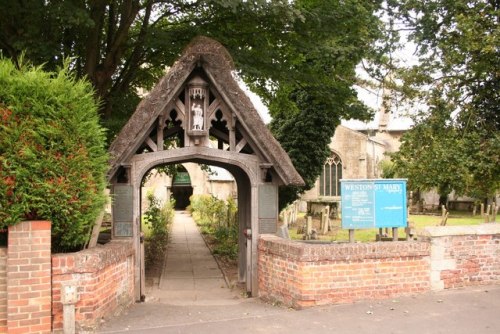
[86,189,108,248]
[229,115,236,151]
[175,98,185,117]
[208,99,221,120]
[145,137,157,152]
[210,128,229,143]
[87,209,105,248]
[235,138,247,153]
[157,117,165,151]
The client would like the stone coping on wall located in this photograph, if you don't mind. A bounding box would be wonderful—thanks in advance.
[259,235,430,261]
[52,240,134,275]
[419,223,500,237]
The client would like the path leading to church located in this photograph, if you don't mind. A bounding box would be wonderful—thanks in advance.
[152,211,240,305]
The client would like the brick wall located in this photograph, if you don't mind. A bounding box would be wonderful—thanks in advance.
[258,236,431,309]
[419,224,500,290]
[0,247,7,333]
[51,240,134,333]
[7,221,52,334]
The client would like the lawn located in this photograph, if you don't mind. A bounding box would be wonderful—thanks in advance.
[288,212,490,243]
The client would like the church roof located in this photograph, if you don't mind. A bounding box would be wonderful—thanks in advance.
[108,36,304,186]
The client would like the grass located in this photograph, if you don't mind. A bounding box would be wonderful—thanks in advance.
[288,211,491,243]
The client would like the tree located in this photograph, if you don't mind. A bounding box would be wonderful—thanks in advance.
[0,1,377,132]
[0,58,108,251]
[387,0,500,201]
[268,0,384,208]
[0,0,387,208]
[390,96,470,206]
[0,1,291,131]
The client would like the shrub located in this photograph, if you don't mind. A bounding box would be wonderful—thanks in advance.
[143,193,174,266]
[189,194,238,259]
[0,59,108,251]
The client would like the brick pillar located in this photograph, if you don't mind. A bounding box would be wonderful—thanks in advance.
[0,247,7,333]
[7,221,52,334]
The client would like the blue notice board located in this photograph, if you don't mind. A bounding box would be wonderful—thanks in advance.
[341,179,407,229]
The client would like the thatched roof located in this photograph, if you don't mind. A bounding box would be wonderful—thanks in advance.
[108,36,304,186]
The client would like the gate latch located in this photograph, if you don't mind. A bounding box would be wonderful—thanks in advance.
[243,229,252,239]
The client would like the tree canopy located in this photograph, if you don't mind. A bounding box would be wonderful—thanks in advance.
[387,0,500,201]
[1,0,386,208]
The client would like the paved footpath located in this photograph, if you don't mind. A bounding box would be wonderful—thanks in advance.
[151,211,240,306]
[99,212,500,333]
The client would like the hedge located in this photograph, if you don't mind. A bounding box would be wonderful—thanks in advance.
[0,59,108,251]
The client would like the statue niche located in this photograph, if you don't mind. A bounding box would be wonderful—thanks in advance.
[192,103,204,130]
[186,75,208,145]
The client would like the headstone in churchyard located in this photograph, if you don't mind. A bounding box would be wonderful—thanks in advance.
[276,224,290,239]
[306,216,313,235]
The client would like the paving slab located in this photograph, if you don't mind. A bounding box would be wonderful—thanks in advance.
[157,211,237,303]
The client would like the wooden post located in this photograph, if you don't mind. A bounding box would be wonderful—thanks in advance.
[481,203,485,217]
[493,204,497,223]
[87,189,110,248]
[409,191,413,214]
[87,209,105,248]
[157,116,165,151]
[140,232,145,302]
[392,227,398,241]
[349,229,355,243]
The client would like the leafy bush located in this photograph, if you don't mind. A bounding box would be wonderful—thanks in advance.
[189,195,238,259]
[144,193,174,266]
[0,59,108,251]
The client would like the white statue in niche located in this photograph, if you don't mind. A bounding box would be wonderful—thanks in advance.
[192,103,204,130]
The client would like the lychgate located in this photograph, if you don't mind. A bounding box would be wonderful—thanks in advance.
[107,36,303,300]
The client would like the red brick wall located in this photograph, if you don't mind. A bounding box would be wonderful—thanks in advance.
[51,241,134,333]
[421,224,500,290]
[7,221,52,334]
[0,247,7,333]
[258,236,431,309]
[441,235,500,288]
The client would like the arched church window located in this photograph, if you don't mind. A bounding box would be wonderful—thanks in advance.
[319,153,342,197]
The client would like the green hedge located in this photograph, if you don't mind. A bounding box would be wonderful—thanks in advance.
[189,194,238,259]
[0,59,108,252]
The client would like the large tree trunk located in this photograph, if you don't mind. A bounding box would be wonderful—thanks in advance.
[84,0,142,118]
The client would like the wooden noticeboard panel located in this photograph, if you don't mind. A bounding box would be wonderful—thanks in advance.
[341,179,407,229]
[112,185,133,237]
[258,184,278,233]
